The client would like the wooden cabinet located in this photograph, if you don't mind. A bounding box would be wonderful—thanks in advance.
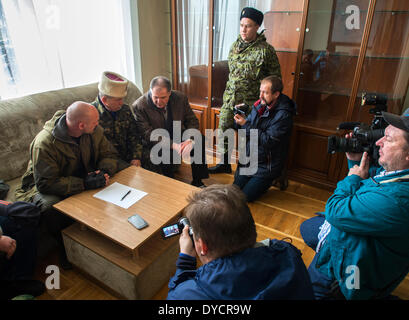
[171,0,409,190]
[288,0,409,189]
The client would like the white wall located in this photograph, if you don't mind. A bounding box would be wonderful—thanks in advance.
[130,0,172,93]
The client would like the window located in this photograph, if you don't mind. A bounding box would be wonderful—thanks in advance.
[0,0,134,100]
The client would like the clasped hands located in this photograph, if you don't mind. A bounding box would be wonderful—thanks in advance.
[84,170,110,190]
[172,139,194,158]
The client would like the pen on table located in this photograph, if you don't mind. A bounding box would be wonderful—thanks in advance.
[120,190,131,201]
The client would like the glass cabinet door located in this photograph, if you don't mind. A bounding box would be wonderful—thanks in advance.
[351,0,409,125]
[295,0,370,131]
[288,0,372,188]
[264,0,304,98]
[174,0,209,106]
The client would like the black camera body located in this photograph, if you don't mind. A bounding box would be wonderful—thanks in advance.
[327,93,388,162]
[161,217,193,243]
[233,103,249,116]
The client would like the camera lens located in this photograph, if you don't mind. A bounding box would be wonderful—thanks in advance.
[327,135,363,153]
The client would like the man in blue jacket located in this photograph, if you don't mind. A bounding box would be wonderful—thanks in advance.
[167,184,314,300]
[300,111,409,300]
[233,76,296,202]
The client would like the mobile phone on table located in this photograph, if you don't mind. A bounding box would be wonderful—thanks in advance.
[128,214,149,230]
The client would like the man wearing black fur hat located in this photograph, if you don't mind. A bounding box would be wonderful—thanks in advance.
[209,7,282,174]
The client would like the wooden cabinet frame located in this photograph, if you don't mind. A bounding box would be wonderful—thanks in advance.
[171,0,409,190]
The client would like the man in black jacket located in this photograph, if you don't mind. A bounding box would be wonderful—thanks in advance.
[233,76,296,202]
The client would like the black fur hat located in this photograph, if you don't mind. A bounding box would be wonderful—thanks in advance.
[240,7,263,26]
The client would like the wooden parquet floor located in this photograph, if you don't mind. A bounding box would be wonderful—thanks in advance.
[33,160,409,300]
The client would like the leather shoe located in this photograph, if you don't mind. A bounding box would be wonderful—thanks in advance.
[208,163,232,174]
[191,180,206,188]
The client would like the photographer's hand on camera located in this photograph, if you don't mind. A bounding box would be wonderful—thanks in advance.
[234,113,247,126]
[179,225,196,257]
[345,132,364,161]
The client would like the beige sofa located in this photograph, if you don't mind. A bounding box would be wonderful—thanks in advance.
[0,82,142,202]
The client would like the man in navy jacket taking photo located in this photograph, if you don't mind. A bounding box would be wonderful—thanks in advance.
[167,184,314,300]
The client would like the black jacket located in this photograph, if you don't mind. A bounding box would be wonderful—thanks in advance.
[237,93,296,178]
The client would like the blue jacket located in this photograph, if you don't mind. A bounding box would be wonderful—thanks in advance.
[167,239,314,300]
[237,94,296,178]
[317,161,409,299]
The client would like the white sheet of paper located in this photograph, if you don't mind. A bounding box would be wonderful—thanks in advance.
[93,182,147,209]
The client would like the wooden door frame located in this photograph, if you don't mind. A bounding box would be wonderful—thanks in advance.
[345,0,377,122]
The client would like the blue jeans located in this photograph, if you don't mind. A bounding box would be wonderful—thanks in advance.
[300,215,345,300]
[300,214,325,251]
[233,172,273,202]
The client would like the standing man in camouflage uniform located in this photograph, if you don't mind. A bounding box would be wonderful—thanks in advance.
[92,71,143,167]
[209,7,282,173]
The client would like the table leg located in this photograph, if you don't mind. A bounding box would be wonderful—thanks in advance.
[132,248,140,261]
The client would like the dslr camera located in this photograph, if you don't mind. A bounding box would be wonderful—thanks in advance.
[327,92,388,162]
[161,217,193,243]
[233,103,249,116]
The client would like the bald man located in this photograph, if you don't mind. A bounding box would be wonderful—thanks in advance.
[16,101,128,269]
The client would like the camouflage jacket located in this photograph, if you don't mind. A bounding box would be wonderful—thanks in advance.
[15,110,126,202]
[219,32,281,131]
[91,97,142,163]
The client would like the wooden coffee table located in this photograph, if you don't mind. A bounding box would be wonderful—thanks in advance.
[54,166,198,299]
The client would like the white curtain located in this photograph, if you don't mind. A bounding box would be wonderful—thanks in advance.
[0,0,133,100]
[176,0,209,84]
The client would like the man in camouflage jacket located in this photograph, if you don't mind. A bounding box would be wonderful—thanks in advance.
[15,102,127,269]
[209,7,282,174]
[92,71,143,167]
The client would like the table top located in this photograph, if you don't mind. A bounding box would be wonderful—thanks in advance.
[54,166,198,251]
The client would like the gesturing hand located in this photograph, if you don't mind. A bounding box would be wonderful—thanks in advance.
[348,151,369,179]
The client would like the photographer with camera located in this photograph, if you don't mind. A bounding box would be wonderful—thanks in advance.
[15,102,126,269]
[300,110,409,300]
[167,184,314,300]
[232,76,296,202]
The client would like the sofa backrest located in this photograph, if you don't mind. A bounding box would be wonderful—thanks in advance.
[0,81,142,181]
